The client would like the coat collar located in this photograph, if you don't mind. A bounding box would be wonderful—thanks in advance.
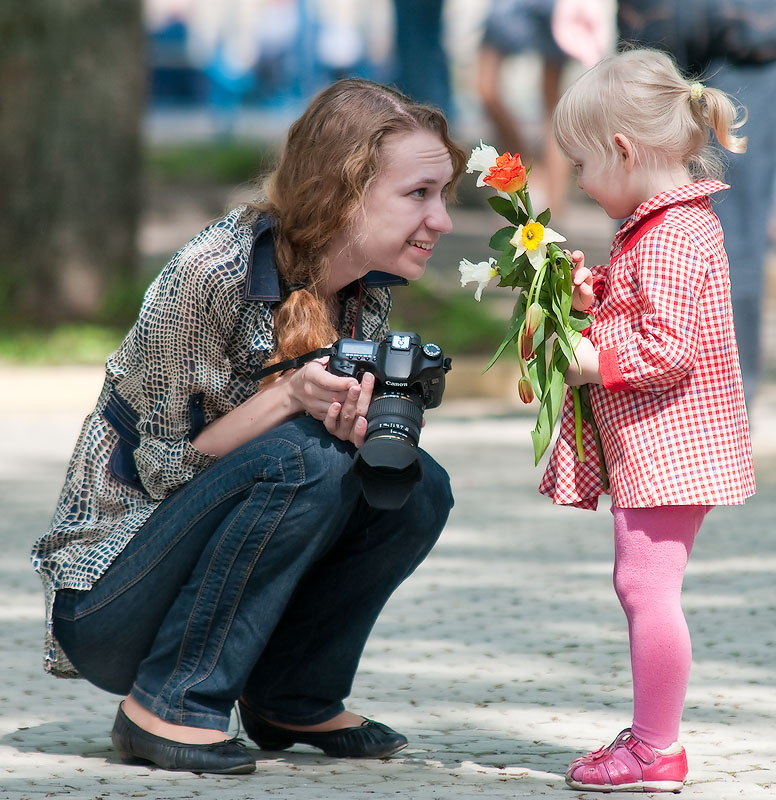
[244,215,408,302]
[613,180,729,248]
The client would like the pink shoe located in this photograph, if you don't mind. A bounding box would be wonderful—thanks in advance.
[567,728,632,771]
[566,730,688,793]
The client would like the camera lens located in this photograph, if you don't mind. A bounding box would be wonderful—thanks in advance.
[364,392,423,445]
[352,390,425,510]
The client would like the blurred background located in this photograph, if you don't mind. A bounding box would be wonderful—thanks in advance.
[0,0,773,405]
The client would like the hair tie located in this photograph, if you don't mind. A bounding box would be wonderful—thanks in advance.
[689,82,705,102]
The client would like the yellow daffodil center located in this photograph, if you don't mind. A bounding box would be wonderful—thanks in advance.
[521,221,544,251]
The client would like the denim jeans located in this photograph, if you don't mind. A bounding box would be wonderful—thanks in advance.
[52,416,452,731]
[706,59,776,405]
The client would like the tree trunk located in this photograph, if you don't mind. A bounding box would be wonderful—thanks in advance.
[0,0,145,324]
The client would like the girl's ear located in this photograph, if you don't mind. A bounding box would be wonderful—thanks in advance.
[613,133,636,172]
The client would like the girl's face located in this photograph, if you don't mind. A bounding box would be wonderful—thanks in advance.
[570,148,641,220]
[327,129,455,290]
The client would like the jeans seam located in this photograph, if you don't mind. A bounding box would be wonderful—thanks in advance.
[153,441,306,721]
[161,476,281,713]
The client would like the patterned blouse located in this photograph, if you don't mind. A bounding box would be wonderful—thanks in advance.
[31,205,394,676]
[540,181,756,509]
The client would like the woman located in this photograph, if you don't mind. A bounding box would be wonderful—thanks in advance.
[32,79,466,775]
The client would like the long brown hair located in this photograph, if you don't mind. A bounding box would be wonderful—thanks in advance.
[256,79,466,377]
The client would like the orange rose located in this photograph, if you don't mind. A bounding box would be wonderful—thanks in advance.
[483,152,527,193]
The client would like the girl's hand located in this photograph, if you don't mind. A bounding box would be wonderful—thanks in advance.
[567,249,593,311]
[565,335,602,386]
[288,359,373,446]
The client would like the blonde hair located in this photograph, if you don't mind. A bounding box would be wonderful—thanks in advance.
[255,79,466,378]
[553,48,747,179]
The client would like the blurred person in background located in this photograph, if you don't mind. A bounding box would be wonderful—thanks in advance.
[32,79,466,775]
[477,0,601,215]
[553,0,776,406]
[392,0,452,116]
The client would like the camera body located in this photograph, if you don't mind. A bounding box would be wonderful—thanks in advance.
[327,332,451,509]
[327,332,449,409]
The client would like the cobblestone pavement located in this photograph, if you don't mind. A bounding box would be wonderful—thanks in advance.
[1,364,774,800]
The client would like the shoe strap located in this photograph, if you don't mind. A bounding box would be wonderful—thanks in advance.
[623,735,657,765]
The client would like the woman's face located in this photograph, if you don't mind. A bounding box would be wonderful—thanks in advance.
[327,128,455,290]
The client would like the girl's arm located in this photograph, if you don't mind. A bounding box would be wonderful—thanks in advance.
[600,228,705,393]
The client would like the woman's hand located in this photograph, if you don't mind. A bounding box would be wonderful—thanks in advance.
[567,249,594,311]
[288,360,374,447]
[322,371,374,447]
[565,335,601,386]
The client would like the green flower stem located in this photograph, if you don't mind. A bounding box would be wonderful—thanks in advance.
[572,386,585,463]
[593,423,609,492]
[517,188,534,219]
[526,258,548,309]
[517,320,527,377]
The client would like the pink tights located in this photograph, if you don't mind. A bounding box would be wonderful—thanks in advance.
[612,505,710,749]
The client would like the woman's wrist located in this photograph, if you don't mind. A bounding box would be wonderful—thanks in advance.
[192,374,303,457]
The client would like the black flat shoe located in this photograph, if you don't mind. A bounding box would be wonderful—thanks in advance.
[111,705,256,774]
[238,700,408,758]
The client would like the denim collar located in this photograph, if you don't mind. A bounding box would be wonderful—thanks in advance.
[245,215,408,302]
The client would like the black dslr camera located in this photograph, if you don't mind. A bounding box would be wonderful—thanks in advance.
[327,331,451,510]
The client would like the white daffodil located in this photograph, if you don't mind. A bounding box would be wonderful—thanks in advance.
[466,141,500,187]
[510,220,566,269]
[459,257,498,301]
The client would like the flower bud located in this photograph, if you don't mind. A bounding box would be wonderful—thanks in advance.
[518,377,534,404]
[520,333,535,361]
[525,302,543,337]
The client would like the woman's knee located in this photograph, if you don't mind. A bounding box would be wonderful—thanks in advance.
[406,451,454,533]
[52,613,138,695]
[244,417,356,488]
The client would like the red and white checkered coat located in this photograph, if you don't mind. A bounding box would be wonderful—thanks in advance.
[540,181,756,510]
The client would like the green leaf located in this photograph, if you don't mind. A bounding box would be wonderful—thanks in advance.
[536,207,551,225]
[547,242,568,265]
[568,310,593,331]
[557,327,583,374]
[496,246,518,278]
[489,225,516,251]
[530,357,566,464]
[528,339,548,400]
[488,195,519,225]
[557,272,573,321]
[553,319,576,366]
[483,304,525,372]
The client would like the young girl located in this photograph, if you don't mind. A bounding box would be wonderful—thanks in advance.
[541,48,756,792]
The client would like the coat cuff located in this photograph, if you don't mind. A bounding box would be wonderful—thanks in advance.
[599,346,629,392]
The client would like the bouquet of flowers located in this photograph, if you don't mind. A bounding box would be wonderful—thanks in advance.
[459,142,605,482]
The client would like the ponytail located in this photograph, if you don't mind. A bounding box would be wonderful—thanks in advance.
[690,83,747,155]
